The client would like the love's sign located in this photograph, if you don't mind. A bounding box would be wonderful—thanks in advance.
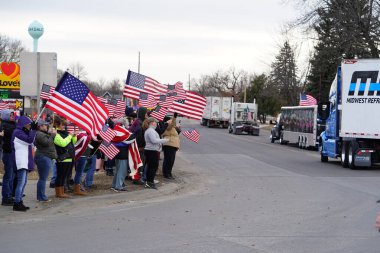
[0,62,20,89]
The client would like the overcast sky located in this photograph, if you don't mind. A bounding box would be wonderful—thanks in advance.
[2,0,300,86]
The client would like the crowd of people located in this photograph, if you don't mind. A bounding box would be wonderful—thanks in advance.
[0,106,181,211]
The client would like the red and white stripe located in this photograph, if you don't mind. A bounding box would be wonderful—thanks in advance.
[182,129,200,143]
[150,106,169,122]
[74,133,91,160]
[128,140,143,180]
[99,125,116,143]
[114,100,126,118]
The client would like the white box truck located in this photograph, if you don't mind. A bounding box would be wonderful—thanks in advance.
[320,59,380,169]
[228,102,259,135]
[201,96,232,128]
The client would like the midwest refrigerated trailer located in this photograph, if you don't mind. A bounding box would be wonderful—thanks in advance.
[320,59,380,169]
[201,96,232,128]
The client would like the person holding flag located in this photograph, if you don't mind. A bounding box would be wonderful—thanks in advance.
[53,116,77,198]
[161,112,180,179]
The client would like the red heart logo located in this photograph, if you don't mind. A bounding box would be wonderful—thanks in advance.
[1,62,16,76]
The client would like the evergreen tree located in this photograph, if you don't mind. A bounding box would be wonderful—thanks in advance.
[270,41,300,106]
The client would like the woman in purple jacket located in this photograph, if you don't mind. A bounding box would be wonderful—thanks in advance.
[11,116,37,211]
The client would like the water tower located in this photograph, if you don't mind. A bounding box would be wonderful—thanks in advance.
[28,21,44,52]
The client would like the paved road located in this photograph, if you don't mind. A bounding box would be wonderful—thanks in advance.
[1,118,380,253]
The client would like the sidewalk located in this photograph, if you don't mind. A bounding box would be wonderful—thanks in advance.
[0,153,202,222]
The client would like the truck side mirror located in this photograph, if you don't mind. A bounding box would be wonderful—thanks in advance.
[318,102,330,120]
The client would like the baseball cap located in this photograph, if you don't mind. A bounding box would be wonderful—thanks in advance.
[147,117,158,123]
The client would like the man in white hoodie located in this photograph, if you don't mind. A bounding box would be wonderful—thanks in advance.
[144,117,168,189]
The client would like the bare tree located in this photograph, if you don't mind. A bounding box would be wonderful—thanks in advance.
[68,62,88,80]
[0,34,26,62]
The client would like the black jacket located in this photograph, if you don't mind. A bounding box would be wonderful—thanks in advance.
[1,120,16,153]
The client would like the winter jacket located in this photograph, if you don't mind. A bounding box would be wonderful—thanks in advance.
[128,107,147,148]
[35,130,57,159]
[1,109,16,154]
[54,129,77,162]
[11,116,36,171]
[144,126,168,152]
[162,117,180,149]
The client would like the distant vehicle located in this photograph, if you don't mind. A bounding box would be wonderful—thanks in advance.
[228,102,259,136]
[320,59,380,169]
[270,105,327,149]
[201,96,232,128]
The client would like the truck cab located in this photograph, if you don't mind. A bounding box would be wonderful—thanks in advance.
[228,102,259,135]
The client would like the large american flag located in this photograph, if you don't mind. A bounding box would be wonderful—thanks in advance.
[112,125,132,143]
[150,105,168,122]
[99,124,116,143]
[40,83,55,100]
[99,140,119,160]
[123,70,167,99]
[138,92,157,108]
[299,93,317,106]
[182,129,200,143]
[169,91,207,120]
[74,132,91,160]
[45,72,108,140]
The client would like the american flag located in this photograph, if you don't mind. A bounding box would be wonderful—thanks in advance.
[99,140,119,160]
[156,94,172,108]
[182,129,200,143]
[0,100,9,111]
[123,70,167,99]
[299,93,317,106]
[169,91,207,120]
[66,123,77,134]
[114,100,126,118]
[40,83,55,100]
[105,98,118,117]
[138,92,157,108]
[45,72,108,140]
[150,105,168,122]
[97,96,107,104]
[168,81,186,100]
[99,124,116,143]
[112,125,132,143]
[74,132,91,160]
[128,140,143,180]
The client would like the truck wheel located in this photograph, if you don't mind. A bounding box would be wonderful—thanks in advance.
[341,141,349,168]
[270,134,275,143]
[349,141,359,170]
[280,134,285,145]
[303,137,308,149]
[298,136,302,149]
[232,126,237,135]
[320,144,328,162]
[207,120,211,128]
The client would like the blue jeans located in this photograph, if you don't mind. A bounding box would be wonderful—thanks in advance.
[142,164,148,182]
[85,156,96,187]
[35,154,53,201]
[1,153,14,201]
[112,159,127,190]
[75,157,87,185]
[50,161,57,185]
[14,169,27,203]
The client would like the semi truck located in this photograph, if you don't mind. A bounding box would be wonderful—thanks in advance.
[320,59,380,169]
[270,105,327,149]
[228,102,260,136]
[201,96,232,128]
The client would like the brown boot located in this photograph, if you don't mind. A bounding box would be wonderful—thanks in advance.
[57,186,70,198]
[73,184,86,196]
[55,187,60,198]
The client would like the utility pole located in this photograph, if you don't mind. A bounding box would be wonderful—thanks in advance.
[243,80,246,103]
[138,51,140,74]
[188,74,191,91]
